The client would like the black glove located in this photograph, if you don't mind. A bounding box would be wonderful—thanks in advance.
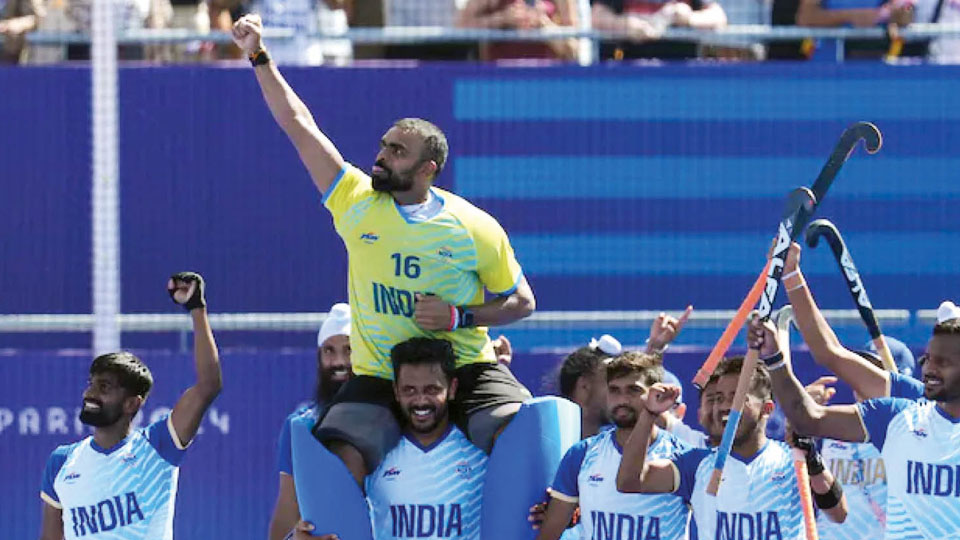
[167,272,206,311]
[791,432,825,476]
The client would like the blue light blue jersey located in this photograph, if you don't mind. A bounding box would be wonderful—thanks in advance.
[888,372,924,401]
[551,427,691,540]
[276,403,321,475]
[366,425,487,539]
[673,440,808,540]
[817,440,886,540]
[40,415,188,540]
[858,397,960,540]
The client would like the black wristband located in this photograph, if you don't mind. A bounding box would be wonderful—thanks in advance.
[249,48,270,67]
[456,306,475,328]
[760,350,784,369]
[805,448,825,476]
[813,478,843,510]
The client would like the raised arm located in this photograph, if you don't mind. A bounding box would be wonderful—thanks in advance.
[231,14,345,194]
[784,243,891,399]
[616,384,682,493]
[167,273,223,447]
[749,316,866,441]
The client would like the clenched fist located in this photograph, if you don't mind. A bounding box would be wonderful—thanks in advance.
[232,14,264,57]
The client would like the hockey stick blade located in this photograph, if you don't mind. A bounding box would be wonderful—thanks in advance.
[805,218,898,373]
[809,122,882,206]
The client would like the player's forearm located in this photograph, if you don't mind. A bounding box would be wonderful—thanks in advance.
[769,367,824,436]
[787,272,888,398]
[616,412,655,493]
[254,63,320,136]
[686,3,727,29]
[470,283,535,327]
[191,308,222,399]
[810,469,847,522]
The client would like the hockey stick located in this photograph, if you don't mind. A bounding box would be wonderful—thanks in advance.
[706,188,817,496]
[706,122,882,495]
[774,306,820,540]
[692,260,771,390]
[693,122,882,390]
[806,219,898,373]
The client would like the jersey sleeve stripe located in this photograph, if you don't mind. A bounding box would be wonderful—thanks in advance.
[854,408,871,444]
[167,414,191,450]
[548,488,579,503]
[491,271,523,297]
[40,491,62,509]
[321,166,348,206]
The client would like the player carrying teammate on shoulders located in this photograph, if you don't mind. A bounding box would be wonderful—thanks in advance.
[231,14,535,486]
[293,337,487,540]
[38,273,222,540]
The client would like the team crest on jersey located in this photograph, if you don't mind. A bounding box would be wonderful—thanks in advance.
[437,247,453,259]
[912,427,929,438]
[64,471,81,484]
[383,466,401,480]
[121,452,137,465]
[588,473,604,485]
[828,441,848,450]
[455,461,472,479]
[360,232,380,244]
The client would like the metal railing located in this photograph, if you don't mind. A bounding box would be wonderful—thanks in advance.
[26,23,960,64]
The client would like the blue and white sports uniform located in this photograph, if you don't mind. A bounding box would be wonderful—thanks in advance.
[818,439,886,540]
[888,372,925,401]
[816,372,923,540]
[673,440,807,540]
[40,414,188,540]
[276,403,321,475]
[366,425,487,539]
[858,397,960,540]
[551,427,691,540]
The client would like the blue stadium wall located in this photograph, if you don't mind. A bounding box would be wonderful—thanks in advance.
[0,62,953,536]
[2,63,958,326]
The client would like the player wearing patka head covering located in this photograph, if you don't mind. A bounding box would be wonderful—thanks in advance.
[38,273,222,540]
[269,303,353,540]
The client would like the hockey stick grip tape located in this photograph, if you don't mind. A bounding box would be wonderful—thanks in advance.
[694,260,770,389]
[792,448,820,540]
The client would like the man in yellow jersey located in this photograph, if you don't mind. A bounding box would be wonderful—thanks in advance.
[232,15,536,486]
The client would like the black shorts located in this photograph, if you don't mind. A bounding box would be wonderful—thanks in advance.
[314,363,530,468]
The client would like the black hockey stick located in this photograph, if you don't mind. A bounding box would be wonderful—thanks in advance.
[805,219,898,373]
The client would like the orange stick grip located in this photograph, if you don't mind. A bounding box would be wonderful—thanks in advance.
[693,260,771,389]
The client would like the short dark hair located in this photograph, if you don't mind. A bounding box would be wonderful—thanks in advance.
[90,352,153,398]
[558,346,607,398]
[934,318,960,336]
[604,351,663,389]
[707,356,773,401]
[391,337,457,383]
[393,118,448,180]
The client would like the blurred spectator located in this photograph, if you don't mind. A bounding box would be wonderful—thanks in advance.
[592,0,727,60]
[65,0,172,60]
[923,0,957,62]
[767,0,810,59]
[205,0,244,59]
[247,0,351,65]
[1,0,44,63]
[795,0,916,59]
[383,0,478,60]
[457,0,580,61]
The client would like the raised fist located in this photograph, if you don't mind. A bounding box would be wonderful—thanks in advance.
[231,14,264,57]
[168,272,206,311]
